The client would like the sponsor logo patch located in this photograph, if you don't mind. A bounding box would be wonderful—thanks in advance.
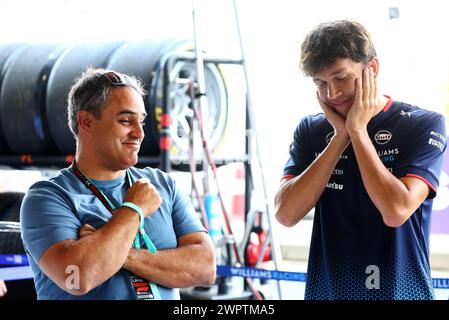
[374,130,392,145]
[333,169,344,175]
[377,148,399,156]
[428,138,444,152]
[430,130,445,141]
[326,182,344,190]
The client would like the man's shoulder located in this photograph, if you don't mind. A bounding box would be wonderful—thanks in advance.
[296,113,329,130]
[21,169,77,216]
[391,100,444,122]
[302,112,327,123]
[27,168,73,193]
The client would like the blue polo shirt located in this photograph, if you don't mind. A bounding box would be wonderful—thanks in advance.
[283,98,446,299]
[20,166,205,300]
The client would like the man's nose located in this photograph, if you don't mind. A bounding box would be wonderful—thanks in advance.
[133,122,145,139]
[326,83,341,100]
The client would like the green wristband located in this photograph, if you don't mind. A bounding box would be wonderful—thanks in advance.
[122,202,145,229]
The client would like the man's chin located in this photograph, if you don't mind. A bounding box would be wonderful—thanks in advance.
[332,108,348,119]
[130,156,139,166]
[122,155,139,168]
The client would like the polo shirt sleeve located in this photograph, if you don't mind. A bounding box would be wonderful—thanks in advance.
[20,181,82,264]
[394,112,446,199]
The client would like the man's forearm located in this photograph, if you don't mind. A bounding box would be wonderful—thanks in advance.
[124,242,216,288]
[275,134,349,227]
[64,208,140,292]
[349,130,419,226]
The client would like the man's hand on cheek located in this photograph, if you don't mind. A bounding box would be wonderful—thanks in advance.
[346,67,379,134]
[317,91,348,140]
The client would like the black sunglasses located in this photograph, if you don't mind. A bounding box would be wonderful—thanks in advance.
[102,71,125,85]
[83,71,126,107]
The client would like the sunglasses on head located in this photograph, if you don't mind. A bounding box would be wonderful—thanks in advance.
[102,71,126,85]
[83,71,126,107]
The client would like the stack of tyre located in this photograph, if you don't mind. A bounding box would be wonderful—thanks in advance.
[0,40,227,158]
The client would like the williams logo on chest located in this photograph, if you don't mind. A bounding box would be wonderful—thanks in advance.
[373,129,399,164]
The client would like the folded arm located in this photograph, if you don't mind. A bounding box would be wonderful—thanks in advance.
[123,231,216,288]
[38,207,140,295]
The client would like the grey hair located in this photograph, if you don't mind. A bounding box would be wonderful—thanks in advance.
[67,67,146,137]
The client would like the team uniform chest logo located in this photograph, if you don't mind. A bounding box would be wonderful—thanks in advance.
[374,130,392,145]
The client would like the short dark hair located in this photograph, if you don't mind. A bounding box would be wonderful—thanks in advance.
[67,67,146,137]
[300,20,377,77]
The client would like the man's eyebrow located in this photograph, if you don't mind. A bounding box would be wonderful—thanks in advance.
[313,68,348,82]
[330,68,347,76]
[117,110,147,119]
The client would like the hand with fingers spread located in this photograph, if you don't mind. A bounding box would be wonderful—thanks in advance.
[124,178,162,217]
[316,91,349,142]
[346,67,381,134]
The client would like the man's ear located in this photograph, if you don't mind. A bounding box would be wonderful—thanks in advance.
[77,110,95,136]
[369,57,380,78]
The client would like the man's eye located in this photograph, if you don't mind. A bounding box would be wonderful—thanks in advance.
[336,75,348,81]
[119,119,131,124]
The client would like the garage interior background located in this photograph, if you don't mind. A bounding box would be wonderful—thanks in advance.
[0,0,448,299]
